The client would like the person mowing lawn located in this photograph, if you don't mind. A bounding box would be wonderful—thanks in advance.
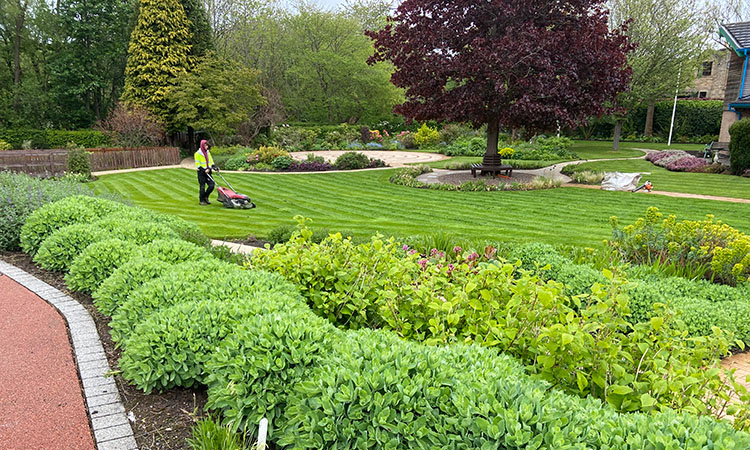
[195,140,217,205]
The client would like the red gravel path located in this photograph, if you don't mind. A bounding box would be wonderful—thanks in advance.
[0,275,95,450]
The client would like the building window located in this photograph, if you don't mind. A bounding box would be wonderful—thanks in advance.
[699,91,707,98]
[702,61,713,76]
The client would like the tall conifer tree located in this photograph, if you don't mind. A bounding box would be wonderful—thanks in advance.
[180,0,214,58]
[121,0,192,125]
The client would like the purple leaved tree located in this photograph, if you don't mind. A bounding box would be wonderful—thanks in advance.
[367,0,634,163]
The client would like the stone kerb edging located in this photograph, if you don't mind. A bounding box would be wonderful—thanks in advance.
[0,260,137,450]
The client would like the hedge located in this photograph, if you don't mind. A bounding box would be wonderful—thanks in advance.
[122,292,312,394]
[729,118,750,175]
[33,224,109,271]
[92,257,177,316]
[0,129,111,149]
[65,239,142,293]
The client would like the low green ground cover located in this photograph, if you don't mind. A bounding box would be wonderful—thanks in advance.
[564,159,750,199]
[93,168,750,246]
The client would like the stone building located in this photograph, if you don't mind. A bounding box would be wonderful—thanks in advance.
[718,22,750,146]
[688,49,729,100]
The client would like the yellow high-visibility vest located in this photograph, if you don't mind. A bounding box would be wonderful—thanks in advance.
[195,149,214,169]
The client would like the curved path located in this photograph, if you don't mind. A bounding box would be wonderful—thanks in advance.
[0,261,137,450]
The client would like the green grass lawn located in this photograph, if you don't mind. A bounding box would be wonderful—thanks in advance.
[94,168,750,246]
[565,159,750,200]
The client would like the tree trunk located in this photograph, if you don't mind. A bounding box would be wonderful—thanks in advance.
[613,120,623,151]
[187,126,195,153]
[13,1,27,114]
[483,117,501,165]
[644,100,655,137]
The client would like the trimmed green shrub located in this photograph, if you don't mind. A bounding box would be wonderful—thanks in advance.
[65,239,142,293]
[121,291,308,394]
[222,152,251,171]
[138,238,209,263]
[271,155,294,170]
[279,328,749,449]
[414,123,441,148]
[33,224,109,271]
[0,172,93,250]
[334,151,370,170]
[20,195,126,254]
[205,309,337,437]
[729,118,750,175]
[0,128,111,149]
[66,147,91,178]
[267,224,295,245]
[92,257,177,316]
[92,217,179,243]
[110,265,296,343]
[98,207,207,245]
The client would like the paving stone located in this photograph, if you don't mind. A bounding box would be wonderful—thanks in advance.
[83,375,117,390]
[80,365,110,381]
[92,413,129,431]
[86,392,122,408]
[89,403,126,419]
[77,350,107,364]
[94,424,134,443]
[96,436,138,450]
[84,380,118,397]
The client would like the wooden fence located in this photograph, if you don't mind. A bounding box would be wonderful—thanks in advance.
[0,147,180,176]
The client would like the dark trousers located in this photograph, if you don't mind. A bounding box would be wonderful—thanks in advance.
[197,169,215,202]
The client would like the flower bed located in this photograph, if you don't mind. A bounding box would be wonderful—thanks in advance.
[646,150,710,172]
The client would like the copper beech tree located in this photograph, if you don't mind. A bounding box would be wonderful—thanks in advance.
[367,0,634,162]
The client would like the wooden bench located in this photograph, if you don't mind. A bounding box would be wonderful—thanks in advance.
[471,163,513,178]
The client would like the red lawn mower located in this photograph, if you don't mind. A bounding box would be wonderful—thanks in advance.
[206,170,256,209]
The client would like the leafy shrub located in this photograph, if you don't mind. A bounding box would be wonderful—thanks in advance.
[271,155,294,170]
[0,139,11,150]
[444,160,473,170]
[110,265,296,344]
[222,152,251,171]
[730,118,750,175]
[33,224,109,271]
[66,146,91,178]
[96,103,164,147]
[92,217,179,243]
[610,207,750,285]
[535,135,573,154]
[334,151,370,170]
[443,136,485,156]
[92,257,177,316]
[287,160,333,171]
[251,223,744,418]
[20,195,126,254]
[279,327,749,448]
[438,123,467,143]
[0,172,94,251]
[139,239,210,264]
[414,123,440,148]
[121,290,308,394]
[65,239,142,293]
[249,146,287,165]
[396,130,416,148]
[367,157,387,168]
[267,224,295,244]
[271,127,317,150]
[205,309,337,437]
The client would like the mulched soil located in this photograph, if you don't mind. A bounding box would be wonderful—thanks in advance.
[436,170,537,186]
[1,251,206,450]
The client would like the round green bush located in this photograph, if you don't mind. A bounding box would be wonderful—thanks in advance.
[65,239,142,293]
[334,151,370,170]
[92,217,178,243]
[120,291,307,394]
[92,257,178,316]
[20,195,124,254]
[33,224,109,271]
[99,207,208,246]
[278,328,748,449]
[205,309,337,437]
[66,147,91,178]
[109,265,296,344]
[139,238,210,264]
[729,118,750,175]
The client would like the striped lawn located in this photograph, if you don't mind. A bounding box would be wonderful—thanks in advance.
[567,159,750,200]
[93,168,750,247]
